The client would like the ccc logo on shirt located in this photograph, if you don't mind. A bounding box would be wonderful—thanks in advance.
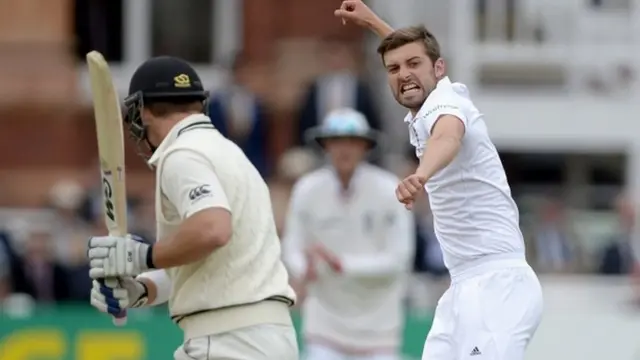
[188,185,211,201]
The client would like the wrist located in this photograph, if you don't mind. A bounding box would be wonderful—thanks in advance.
[145,244,156,269]
[415,167,430,180]
[130,280,149,308]
[138,280,149,298]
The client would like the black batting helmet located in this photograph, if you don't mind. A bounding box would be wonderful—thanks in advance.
[123,56,209,157]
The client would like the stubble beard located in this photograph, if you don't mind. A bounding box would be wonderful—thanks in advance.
[397,92,428,114]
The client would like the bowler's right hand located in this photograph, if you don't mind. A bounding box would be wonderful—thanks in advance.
[90,277,148,316]
[396,174,427,210]
[334,0,378,27]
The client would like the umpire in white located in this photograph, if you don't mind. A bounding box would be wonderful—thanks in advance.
[282,108,415,360]
[87,56,298,359]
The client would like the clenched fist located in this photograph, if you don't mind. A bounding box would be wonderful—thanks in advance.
[334,0,377,27]
[396,174,427,210]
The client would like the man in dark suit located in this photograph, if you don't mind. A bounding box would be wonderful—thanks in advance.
[599,194,638,275]
[297,37,381,151]
[208,53,270,177]
[0,231,12,300]
[10,229,71,303]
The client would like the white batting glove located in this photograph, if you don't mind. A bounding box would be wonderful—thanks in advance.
[88,234,151,278]
[90,277,148,316]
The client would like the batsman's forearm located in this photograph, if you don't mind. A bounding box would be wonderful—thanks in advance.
[416,137,461,180]
[149,233,223,269]
[148,209,231,269]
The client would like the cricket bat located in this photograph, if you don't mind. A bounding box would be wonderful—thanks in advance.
[86,50,129,326]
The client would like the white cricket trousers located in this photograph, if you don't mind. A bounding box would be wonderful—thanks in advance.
[305,343,399,360]
[421,254,543,360]
[173,324,299,360]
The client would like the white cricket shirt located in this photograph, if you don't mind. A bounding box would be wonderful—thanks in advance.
[148,114,295,325]
[282,164,415,352]
[405,77,525,271]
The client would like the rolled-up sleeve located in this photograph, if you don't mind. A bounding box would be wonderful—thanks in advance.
[160,148,231,219]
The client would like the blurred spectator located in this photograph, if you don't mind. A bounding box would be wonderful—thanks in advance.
[47,179,93,263]
[208,52,270,177]
[61,229,92,303]
[296,37,380,147]
[0,234,10,300]
[598,193,637,275]
[10,228,72,303]
[269,147,318,236]
[410,202,449,310]
[78,160,137,226]
[532,199,579,273]
[78,160,104,223]
[414,200,447,277]
[130,190,156,243]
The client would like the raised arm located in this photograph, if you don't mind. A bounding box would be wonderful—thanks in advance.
[334,0,394,38]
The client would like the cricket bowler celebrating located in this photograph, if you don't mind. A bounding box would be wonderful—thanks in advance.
[335,2,544,360]
[87,56,299,360]
[282,108,415,360]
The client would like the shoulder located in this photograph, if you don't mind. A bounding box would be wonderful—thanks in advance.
[166,127,228,160]
[291,168,332,196]
[158,144,216,185]
[292,168,332,201]
[161,145,206,169]
[419,88,464,117]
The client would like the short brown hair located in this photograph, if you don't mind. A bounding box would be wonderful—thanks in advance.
[376,25,441,64]
[146,100,203,117]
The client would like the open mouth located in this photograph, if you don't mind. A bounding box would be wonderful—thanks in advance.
[401,83,421,95]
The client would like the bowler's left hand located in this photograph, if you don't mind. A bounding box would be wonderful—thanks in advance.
[88,234,151,279]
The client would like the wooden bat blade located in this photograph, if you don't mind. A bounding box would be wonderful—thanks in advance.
[86,50,129,325]
[86,50,128,237]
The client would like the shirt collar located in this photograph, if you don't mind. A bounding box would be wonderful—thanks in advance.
[328,163,366,196]
[403,76,453,123]
[147,114,210,167]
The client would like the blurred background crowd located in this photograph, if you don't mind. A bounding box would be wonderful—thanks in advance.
[1,0,640,358]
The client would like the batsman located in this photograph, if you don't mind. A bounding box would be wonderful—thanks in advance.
[87,56,299,359]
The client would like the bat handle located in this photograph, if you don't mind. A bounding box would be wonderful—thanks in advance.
[100,278,128,326]
[113,310,128,326]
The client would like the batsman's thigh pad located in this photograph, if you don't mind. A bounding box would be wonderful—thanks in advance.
[174,324,299,360]
[421,262,543,360]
